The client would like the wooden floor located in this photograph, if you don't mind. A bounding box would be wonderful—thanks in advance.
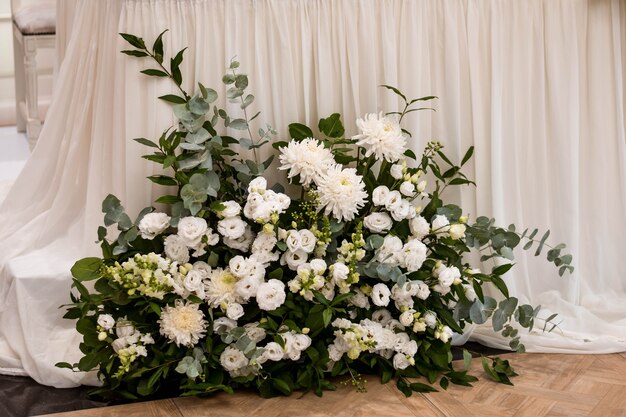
[39,353,626,417]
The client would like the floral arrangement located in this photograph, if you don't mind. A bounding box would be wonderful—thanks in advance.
[58,31,573,400]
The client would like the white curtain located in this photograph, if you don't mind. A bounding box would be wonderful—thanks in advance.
[0,0,624,388]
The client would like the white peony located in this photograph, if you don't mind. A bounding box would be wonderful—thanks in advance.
[158,300,207,347]
[363,212,393,233]
[409,216,430,239]
[177,217,208,247]
[316,165,368,222]
[138,212,170,239]
[432,214,450,234]
[217,216,247,240]
[256,279,286,311]
[226,303,245,320]
[371,283,391,307]
[220,346,249,371]
[402,238,428,272]
[164,235,190,264]
[399,181,415,197]
[278,138,335,187]
[353,112,407,162]
[97,314,115,331]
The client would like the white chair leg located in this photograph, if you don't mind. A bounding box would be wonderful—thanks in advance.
[23,38,41,149]
[12,29,26,133]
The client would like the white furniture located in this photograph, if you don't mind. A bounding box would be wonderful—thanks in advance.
[11,0,56,149]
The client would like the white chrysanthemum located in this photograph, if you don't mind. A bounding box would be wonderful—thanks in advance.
[158,301,207,347]
[316,165,367,221]
[204,268,240,308]
[353,112,407,162]
[138,212,170,239]
[278,138,335,187]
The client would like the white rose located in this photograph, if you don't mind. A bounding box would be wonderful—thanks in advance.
[309,259,327,274]
[224,227,254,252]
[400,340,418,356]
[376,235,403,264]
[390,164,404,180]
[228,255,252,278]
[372,185,390,206]
[349,289,370,309]
[293,334,312,351]
[371,283,391,307]
[402,239,428,272]
[299,229,317,253]
[248,177,267,193]
[331,262,349,284]
[263,342,284,361]
[138,212,171,239]
[372,309,393,325]
[285,230,302,252]
[97,314,115,331]
[256,279,286,311]
[328,344,344,362]
[217,217,247,240]
[438,266,460,287]
[234,275,263,300]
[219,201,242,218]
[251,202,274,223]
[449,224,466,240]
[184,270,204,293]
[177,216,208,247]
[399,311,415,327]
[226,303,245,320]
[399,181,415,197]
[414,280,430,300]
[115,318,135,339]
[192,261,212,276]
[393,353,411,370]
[205,228,220,246]
[164,235,190,264]
[409,216,430,239]
[384,190,403,211]
[431,215,450,234]
[391,199,411,221]
[220,346,249,371]
[363,212,393,233]
[244,323,267,343]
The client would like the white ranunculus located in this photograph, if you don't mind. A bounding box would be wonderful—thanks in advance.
[256,279,286,311]
[97,314,115,331]
[384,190,403,211]
[217,216,247,240]
[391,199,411,221]
[226,303,245,320]
[285,230,302,252]
[363,212,393,233]
[402,239,428,272]
[177,216,208,247]
[219,201,242,218]
[399,181,415,197]
[392,353,411,370]
[138,212,171,239]
[399,311,415,327]
[390,164,404,180]
[371,283,391,307]
[263,342,284,361]
[372,185,390,206]
[164,235,190,264]
[449,224,466,240]
[431,214,450,234]
[299,229,317,253]
[220,346,249,371]
[248,176,267,193]
[409,216,430,239]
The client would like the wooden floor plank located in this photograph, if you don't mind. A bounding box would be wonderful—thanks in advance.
[35,353,626,417]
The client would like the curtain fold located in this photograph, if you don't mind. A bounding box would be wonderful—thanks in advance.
[0,0,623,387]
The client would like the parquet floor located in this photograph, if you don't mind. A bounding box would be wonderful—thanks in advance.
[39,353,626,417]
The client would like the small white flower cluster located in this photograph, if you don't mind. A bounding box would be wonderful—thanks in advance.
[105,252,175,299]
[108,317,155,376]
[287,259,329,301]
[371,185,417,223]
[328,317,418,370]
[431,214,467,240]
[389,160,428,198]
[375,235,428,273]
[243,177,291,224]
[432,262,462,295]
[279,228,317,270]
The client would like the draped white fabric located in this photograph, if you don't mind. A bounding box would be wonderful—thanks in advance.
[0,0,624,387]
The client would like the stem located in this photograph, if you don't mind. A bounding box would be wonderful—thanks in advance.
[147,51,190,100]
[232,68,259,165]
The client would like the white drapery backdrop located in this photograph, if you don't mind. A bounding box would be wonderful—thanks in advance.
[0,0,624,387]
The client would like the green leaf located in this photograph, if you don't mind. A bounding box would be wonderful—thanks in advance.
[159,94,187,104]
[380,84,407,102]
[272,378,292,395]
[463,349,472,371]
[410,382,438,393]
[71,257,103,281]
[155,195,182,204]
[119,33,146,50]
[140,69,168,77]
[133,138,159,148]
[152,29,167,63]
[120,50,149,57]
[147,175,177,186]
[322,308,333,328]
[534,230,550,256]
[461,146,474,166]
[318,113,345,138]
[229,118,249,130]
[288,123,314,140]
[492,263,514,276]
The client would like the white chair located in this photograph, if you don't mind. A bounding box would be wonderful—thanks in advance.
[11,0,56,149]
